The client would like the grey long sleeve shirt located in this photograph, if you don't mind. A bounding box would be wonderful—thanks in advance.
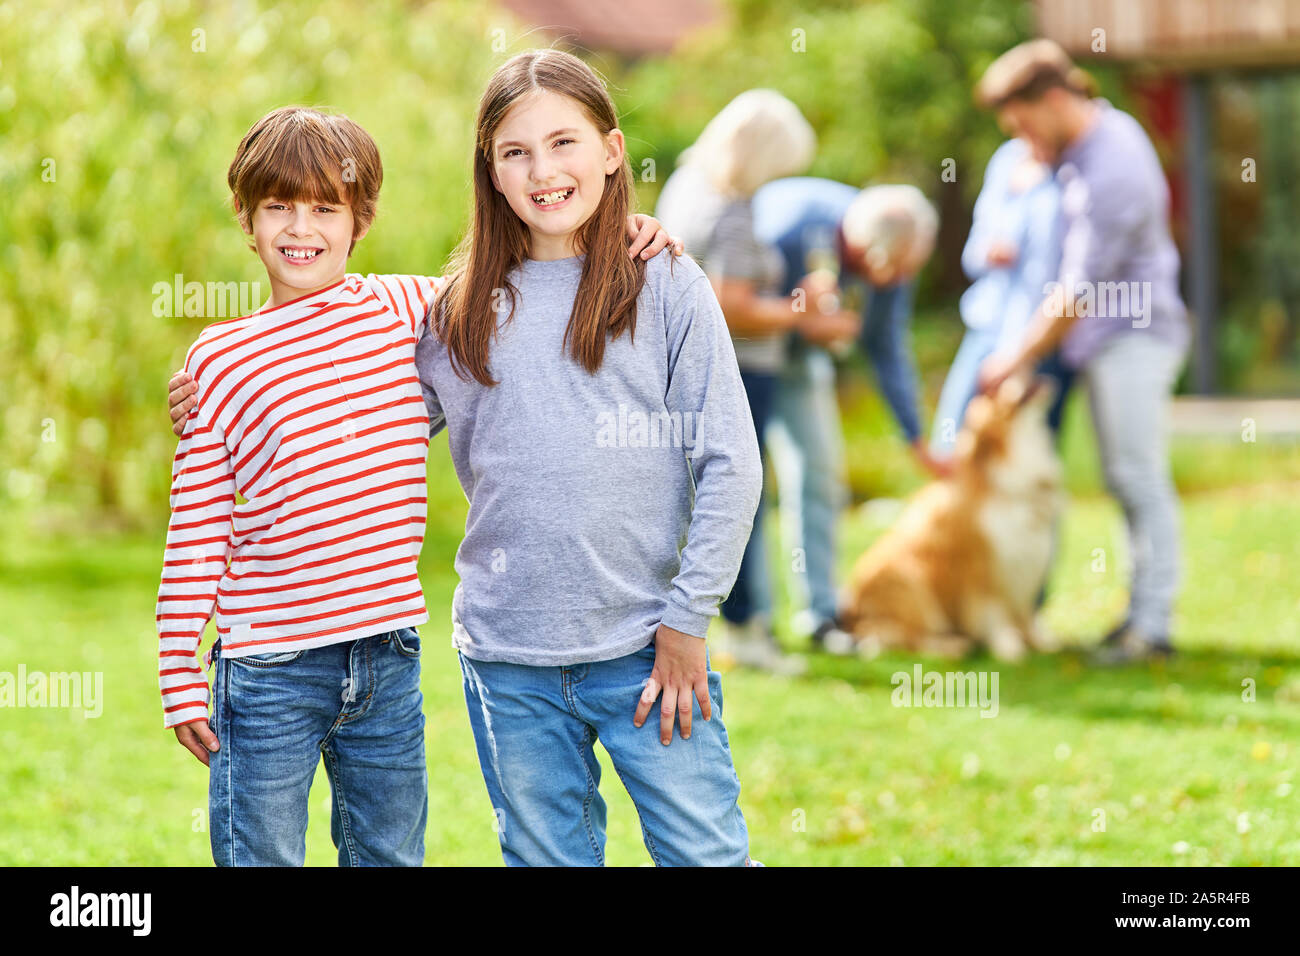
[414,250,762,665]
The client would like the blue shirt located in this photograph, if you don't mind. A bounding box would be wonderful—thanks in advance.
[960,139,1063,352]
[752,176,924,442]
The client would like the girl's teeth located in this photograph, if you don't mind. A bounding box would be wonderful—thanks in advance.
[533,189,572,205]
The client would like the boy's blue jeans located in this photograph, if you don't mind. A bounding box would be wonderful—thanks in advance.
[207,628,427,866]
[458,640,751,866]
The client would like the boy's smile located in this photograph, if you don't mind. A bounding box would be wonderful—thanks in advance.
[247,197,368,307]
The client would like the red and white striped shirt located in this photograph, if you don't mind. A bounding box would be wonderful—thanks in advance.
[156,273,443,729]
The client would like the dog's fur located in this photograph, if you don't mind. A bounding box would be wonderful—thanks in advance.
[839,376,1062,661]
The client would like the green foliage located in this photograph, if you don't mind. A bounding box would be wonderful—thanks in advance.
[0,0,1092,526]
[1,0,506,524]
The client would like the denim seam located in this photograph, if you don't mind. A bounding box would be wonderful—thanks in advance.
[336,638,376,726]
[578,723,604,865]
[322,744,359,866]
[609,759,664,867]
[218,657,234,867]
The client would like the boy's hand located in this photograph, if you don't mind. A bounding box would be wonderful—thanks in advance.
[626,214,684,260]
[174,719,220,766]
[169,370,197,437]
[633,623,711,745]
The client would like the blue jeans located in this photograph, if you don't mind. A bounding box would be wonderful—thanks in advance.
[930,324,1002,456]
[458,641,751,866]
[1082,334,1185,637]
[721,368,778,625]
[765,345,847,625]
[207,628,427,866]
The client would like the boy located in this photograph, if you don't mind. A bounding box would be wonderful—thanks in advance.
[157,106,441,866]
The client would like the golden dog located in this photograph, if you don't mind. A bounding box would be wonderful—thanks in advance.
[839,376,1062,661]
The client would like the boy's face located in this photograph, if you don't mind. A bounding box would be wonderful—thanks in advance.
[245,196,367,307]
[489,89,624,261]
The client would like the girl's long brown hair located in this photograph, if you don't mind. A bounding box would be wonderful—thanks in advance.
[435,49,646,385]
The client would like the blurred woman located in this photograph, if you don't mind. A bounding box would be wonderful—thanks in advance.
[931,136,1070,460]
[666,90,841,673]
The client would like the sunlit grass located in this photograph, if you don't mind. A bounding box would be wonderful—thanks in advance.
[2,428,1296,865]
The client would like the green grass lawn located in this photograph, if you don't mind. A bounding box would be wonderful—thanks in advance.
[2,415,1298,865]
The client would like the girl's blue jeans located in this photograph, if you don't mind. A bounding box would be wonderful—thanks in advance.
[458,640,752,866]
[207,628,428,866]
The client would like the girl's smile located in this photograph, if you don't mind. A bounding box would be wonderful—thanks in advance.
[490,90,624,260]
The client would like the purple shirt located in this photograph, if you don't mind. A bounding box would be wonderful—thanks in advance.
[1055,100,1191,368]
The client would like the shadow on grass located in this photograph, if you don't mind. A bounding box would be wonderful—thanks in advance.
[792,642,1300,729]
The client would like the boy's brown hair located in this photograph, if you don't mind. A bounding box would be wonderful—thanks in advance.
[227,106,382,254]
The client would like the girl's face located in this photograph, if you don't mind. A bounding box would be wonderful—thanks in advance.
[248,196,365,307]
[489,89,624,261]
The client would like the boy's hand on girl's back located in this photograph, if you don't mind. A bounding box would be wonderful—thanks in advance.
[626,214,684,260]
[174,720,220,766]
[169,370,197,437]
[634,623,711,746]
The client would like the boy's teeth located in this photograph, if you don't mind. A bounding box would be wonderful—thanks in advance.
[284,248,319,259]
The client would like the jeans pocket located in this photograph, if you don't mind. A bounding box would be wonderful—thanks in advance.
[228,648,306,668]
[391,628,421,659]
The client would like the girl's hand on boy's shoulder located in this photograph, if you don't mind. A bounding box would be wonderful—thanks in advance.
[169,370,197,437]
[626,214,684,261]
[634,623,710,746]
[174,719,220,766]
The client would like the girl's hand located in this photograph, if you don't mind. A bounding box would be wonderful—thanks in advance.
[626,214,684,260]
[633,623,711,745]
[169,370,197,437]
[174,719,220,766]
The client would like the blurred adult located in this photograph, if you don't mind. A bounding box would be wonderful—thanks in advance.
[755,179,939,650]
[660,165,940,652]
[975,40,1191,664]
[660,90,834,673]
[932,133,1071,459]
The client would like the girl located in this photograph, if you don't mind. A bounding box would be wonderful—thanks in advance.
[417,49,763,866]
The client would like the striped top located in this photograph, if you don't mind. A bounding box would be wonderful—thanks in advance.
[156,272,443,729]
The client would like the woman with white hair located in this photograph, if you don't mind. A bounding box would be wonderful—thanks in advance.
[658,90,859,673]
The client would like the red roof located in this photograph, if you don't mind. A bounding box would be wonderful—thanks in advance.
[500,0,722,56]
